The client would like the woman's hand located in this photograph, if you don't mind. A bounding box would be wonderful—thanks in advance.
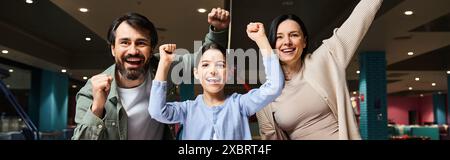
[246,22,267,43]
[247,22,273,57]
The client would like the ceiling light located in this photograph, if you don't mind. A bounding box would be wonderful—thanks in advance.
[85,37,92,41]
[6,84,10,88]
[1,50,8,54]
[25,0,33,4]
[415,77,420,81]
[408,87,413,90]
[282,1,294,6]
[72,85,77,88]
[8,69,14,73]
[83,76,88,80]
[432,83,436,86]
[61,69,67,73]
[404,11,414,16]
[420,94,424,97]
[356,70,360,74]
[407,52,414,56]
[197,8,207,13]
[79,8,89,13]
[438,92,442,94]
[353,91,357,95]
[447,71,450,74]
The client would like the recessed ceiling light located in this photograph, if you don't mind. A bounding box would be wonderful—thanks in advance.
[447,71,450,74]
[404,11,414,16]
[8,69,14,73]
[356,70,360,74]
[408,87,413,90]
[83,76,88,80]
[197,8,207,13]
[85,37,92,41]
[415,77,420,81]
[72,85,77,88]
[282,1,294,6]
[79,8,89,13]
[407,52,414,56]
[25,0,33,4]
[420,94,424,97]
[61,69,67,73]
[1,50,8,54]
[432,83,436,86]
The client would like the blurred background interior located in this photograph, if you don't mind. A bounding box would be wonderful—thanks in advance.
[0,0,449,140]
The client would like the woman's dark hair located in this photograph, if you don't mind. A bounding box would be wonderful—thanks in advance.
[268,14,309,61]
[107,12,158,50]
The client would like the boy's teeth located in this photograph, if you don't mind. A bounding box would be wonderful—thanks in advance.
[206,78,220,82]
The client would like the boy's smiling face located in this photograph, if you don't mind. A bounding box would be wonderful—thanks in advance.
[194,49,227,95]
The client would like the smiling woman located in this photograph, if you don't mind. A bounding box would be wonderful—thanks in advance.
[257,0,384,140]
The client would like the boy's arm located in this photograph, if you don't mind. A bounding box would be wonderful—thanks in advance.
[149,44,187,124]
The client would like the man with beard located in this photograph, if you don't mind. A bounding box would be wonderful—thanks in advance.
[72,8,230,140]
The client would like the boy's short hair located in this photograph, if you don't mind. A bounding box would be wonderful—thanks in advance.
[195,42,227,67]
[201,42,226,55]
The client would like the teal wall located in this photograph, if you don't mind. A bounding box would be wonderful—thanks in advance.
[433,93,446,125]
[359,51,388,140]
[29,69,68,132]
[447,75,450,124]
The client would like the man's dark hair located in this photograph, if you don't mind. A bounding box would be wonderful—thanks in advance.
[107,12,158,50]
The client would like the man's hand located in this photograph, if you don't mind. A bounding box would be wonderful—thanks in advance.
[91,74,113,118]
[208,8,230,31]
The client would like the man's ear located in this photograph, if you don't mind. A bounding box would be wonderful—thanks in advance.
[194,68,199,80]
[111,45,115,57]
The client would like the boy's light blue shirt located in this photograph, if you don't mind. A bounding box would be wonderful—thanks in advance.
[149,54,284,140]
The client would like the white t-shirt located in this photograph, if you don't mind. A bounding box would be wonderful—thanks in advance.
[117,78,165,140]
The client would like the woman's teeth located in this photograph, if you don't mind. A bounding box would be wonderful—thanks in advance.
[281,48,295,53]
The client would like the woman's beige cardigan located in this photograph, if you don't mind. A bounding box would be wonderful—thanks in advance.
[256,0,383,140]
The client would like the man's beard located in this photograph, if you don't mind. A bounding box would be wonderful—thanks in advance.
[116,54,150,80]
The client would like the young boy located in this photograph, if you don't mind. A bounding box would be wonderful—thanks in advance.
[148,23,283,140]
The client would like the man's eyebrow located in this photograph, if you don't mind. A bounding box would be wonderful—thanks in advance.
[118,37,130,41]
[136,38,150,42]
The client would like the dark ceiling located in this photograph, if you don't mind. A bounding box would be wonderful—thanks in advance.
[387,44,450,71]
[230,0,404,51]
[0,0,111,68]
[411,13,450,32]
